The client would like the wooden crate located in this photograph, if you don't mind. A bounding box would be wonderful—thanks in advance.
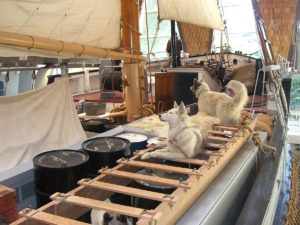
[0,185,18,224]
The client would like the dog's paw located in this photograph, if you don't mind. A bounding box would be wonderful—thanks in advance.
[141,153,151,160]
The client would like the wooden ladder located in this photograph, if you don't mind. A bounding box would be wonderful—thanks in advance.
[13,120,256,225]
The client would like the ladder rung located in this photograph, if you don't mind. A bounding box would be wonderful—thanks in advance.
[19,209,89,225]
[99,168,190,189]
[208,130,233,136]
[117,159,195,175]
[158,158,213,166]
[50,193,161,221]
[208,136,235,142]
[206,143,225,149]
[213,125,239,132]
[203,150,224,156]
[78,180,176,204]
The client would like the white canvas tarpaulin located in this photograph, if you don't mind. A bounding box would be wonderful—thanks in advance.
[157,0,225,30]
[0,77,86,172]
[0,0,121,56]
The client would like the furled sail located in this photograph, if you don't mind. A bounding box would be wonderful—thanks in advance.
[157,0,225,31]
[0,0,121,56]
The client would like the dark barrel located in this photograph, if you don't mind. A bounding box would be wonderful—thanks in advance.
[81,118,111,133]
[82,137,130,176]
[101,71,122,91]
[133,168,188,210]
[33,149,89,207]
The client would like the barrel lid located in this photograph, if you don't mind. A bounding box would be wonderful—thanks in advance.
[82,137,130,152]
[33,150,89,168]
[135,168,188,190]
[116,133,147,143]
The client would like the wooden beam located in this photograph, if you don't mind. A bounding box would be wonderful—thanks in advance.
[99,168,190,189]
[213,125,239,132]
[160,158,215,167]
[208,130,234,136]
[19,208,89,225]
[0,31,146,61]
[78,180,176,204]
[117,158,197,175]
[50,193,161,221]
[207,136,235,142]
[121,0,132,52]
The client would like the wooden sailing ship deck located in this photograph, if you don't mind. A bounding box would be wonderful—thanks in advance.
[12,119,257,225]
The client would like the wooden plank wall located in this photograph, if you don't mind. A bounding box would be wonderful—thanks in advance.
[258,0,299,59]
[178,22,213,56]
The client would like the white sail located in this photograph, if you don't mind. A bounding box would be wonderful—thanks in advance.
[157,0,224,31]
[0,0,121,56]
[0,77,86,172]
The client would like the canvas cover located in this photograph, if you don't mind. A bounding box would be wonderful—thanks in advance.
[158,0,224,30]
[0,0,121,56]
[0,77,86,172]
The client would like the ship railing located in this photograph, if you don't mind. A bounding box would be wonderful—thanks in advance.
[251,64,289,137]
[276,53,291,78]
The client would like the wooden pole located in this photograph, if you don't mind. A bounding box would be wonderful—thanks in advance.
[121,0,143,121]
[0,31,145,61]
[123,63,142,121]
[121,0,131,52]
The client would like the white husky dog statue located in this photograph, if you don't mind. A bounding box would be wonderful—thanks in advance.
[191,79,248,125]
[141,102,204,160]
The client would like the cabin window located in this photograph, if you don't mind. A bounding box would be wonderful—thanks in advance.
[139,0,180,60]
[212,0,260,58]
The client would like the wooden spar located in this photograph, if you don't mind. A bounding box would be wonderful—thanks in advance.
[0,31,145,61]
[99,168,190,189]
[78,180,176,204]
[212,125,239,132]
[121,0,131,51]
[138,119,257,225]
[117,158,199,175]
[123,63,143,121]
[78,110,127,120]
[135,151,215,166]
[18,209,89,225]
[121,0,144,121]
[208,130,234,136]
[207,136,235,142]
[50,193,161,221]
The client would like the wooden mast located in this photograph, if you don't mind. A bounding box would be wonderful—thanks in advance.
[121,0,144,121]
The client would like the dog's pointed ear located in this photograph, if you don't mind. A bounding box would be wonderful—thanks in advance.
[179,102,186,114]
[173,101,179,108]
